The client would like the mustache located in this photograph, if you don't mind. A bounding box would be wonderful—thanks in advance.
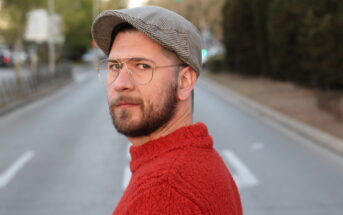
[109,96,143,107]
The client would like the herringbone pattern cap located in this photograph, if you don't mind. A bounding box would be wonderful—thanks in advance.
[91,6,202,76]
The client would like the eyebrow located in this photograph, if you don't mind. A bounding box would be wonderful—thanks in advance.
[108,57,156,64]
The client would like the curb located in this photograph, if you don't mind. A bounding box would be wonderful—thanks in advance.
[0,79,72,117]
[199,76,343,156]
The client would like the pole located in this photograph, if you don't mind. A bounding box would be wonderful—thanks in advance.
[14,38,22,96]
[48,0,55,74]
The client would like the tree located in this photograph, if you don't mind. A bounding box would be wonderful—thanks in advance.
[251,0,271,76]
[0,0,45,45]
[268,0,309,81]
[268,0,343,89]
[0,0,124,61]
[297,1,343,89]
[56,0,124,60]
[222,0,260,75]
[57,0,94,60]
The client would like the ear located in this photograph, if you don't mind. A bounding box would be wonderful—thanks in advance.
[177,66,197,101]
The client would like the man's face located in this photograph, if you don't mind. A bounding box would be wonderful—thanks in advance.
[107,30,179,137]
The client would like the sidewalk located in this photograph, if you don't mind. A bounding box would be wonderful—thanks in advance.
[203,71,343,152]
[0,64,73,116]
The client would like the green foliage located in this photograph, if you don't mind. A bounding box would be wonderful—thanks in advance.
[269,0,343,89]
[251,0,271,76]
[58,0,93,60]
[222,0,343,89]
[222,0,260,75]
[205,54,227,73]
[1,0,46,43]
[298,7,343,89]
[268,0,307,81]
[57,0,124,60]
[0,0,124,61]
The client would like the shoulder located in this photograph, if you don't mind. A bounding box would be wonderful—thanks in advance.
[115,178,203,215]
[118,147,242,215]
[169,146,230,184]
[167,147,242,215]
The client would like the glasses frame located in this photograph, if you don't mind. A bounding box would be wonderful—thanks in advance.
[97,57,186,85]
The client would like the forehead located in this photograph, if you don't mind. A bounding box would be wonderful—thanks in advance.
[109,31,165,60]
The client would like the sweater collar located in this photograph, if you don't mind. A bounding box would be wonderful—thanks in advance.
[129,122,213,172]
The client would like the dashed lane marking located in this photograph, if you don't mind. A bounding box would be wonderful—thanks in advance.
[122,166,131,190]
[122,142,132,190]
[0,151,35,189]
[222,150,259,188]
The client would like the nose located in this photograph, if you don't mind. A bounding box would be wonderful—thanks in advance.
[110,65,134,92]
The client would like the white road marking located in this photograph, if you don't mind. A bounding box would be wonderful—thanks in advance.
[251,142,265,151]
[0,151,35,189]
[222,150,259,188]
[122,142,132,189]
[126,142,131,159]
[122,165,131,189]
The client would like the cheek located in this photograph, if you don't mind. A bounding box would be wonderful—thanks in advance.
[139,90,158,111]
[107,88,114,101]
[144,84,171,108]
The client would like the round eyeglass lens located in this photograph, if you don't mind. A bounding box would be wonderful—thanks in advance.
[97,58,154,85]
[97,59,117,85]
[127,58,154,85]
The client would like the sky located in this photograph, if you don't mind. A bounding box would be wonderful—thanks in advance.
[128,0,147,8]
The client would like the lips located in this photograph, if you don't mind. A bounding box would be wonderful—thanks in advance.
[110,96,143,110]
[116,101,138,108]
[114,98,142,108]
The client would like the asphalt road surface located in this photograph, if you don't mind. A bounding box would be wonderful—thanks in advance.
[1,65,343,215]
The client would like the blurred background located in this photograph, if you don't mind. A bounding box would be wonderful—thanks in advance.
[0,0,342,124]
[0,0,343,215]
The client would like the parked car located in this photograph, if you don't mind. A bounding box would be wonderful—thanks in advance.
[0,45,12,67]
[12,50,28,65]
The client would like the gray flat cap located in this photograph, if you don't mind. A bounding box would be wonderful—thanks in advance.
[91,6,202,76]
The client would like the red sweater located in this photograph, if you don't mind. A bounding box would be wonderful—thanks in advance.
[113,122,242,215]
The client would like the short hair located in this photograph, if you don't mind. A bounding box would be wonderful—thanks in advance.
[109,22,135,53]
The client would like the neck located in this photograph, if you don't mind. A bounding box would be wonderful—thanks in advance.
[128,104,193,146]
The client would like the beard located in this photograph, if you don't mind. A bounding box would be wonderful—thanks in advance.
[108,81,178,137]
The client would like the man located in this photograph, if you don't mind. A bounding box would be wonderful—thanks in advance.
[92,6,242,215]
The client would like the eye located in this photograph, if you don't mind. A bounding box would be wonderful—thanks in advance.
[137,63,151,70]
[109,63,121,71]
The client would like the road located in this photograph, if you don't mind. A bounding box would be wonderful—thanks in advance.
[1,65,343,215]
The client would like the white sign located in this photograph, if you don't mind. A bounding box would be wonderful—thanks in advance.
[49,14,64,44]
[25,9,49,43]
[25,9,64,44]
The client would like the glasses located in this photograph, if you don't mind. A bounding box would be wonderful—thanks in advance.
[97,57,186,85]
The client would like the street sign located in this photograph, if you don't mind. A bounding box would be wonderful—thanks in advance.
[25,9,49,43]
[25,9,64,44]
[49,14,64,44]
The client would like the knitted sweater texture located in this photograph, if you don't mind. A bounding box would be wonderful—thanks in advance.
[113,122,242,215]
